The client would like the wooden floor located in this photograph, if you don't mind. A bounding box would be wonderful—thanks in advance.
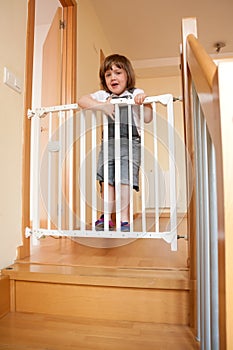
[0,312,199,350]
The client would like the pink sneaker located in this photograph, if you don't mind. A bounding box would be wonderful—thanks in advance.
[95,214,114,231]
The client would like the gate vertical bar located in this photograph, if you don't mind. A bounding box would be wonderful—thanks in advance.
[47,112,53,230]
[128,104,134,232]
[115,104,121,231]
[152,101,159,232]
[91,111,97,229]
[58,111,65,230]
[31,113,41,242]
[103,113,109,230]
[167,96,177,250]
[140,105,146,232]
[80,110,86,231]
[67,109,74,230]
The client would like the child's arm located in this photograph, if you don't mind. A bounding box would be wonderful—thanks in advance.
[78,94,115,119]
[134,93,153,123]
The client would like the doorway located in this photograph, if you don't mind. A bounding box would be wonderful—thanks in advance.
[33,0,62,108]
[19,0,76,259]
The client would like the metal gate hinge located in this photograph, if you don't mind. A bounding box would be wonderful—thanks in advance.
[59,20,65,29]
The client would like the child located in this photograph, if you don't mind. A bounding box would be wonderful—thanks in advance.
[78,54,152,232]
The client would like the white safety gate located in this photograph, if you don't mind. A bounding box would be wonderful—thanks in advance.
[27,94,178,250]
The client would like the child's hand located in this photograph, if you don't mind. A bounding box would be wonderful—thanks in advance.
[134,93,147,105]
[78,94,115,119]
[134,93,153,123]
[103,99,115,120]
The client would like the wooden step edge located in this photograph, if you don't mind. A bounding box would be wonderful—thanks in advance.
[2,263,190,291]
[15,258,189,272]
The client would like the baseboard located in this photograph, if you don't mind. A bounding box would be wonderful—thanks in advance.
[134,211,187,219]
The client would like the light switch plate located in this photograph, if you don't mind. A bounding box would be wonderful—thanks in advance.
[3,67,22,93]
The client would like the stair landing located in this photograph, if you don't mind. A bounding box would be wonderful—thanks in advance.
[18,214,188,269]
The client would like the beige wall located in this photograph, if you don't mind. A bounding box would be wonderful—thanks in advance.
[137,76,187,212]
[77,0,112,98]
[77,1,187,214]
[76,0,113,223]
[0,0,28,269]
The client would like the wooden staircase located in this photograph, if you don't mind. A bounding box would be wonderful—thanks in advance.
[2,217,189,321]
[0,217,199,348]
[2,262,189,325]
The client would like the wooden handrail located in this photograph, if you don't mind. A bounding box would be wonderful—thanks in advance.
[184,30,220,151]
[181,17,233,350]
[187,34,217,88]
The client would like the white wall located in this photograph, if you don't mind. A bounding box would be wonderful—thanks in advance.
[0,0,28,269]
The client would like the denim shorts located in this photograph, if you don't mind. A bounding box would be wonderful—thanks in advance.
[97,137,141,191]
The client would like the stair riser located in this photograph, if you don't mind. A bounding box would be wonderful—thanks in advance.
[0,277,10,318]
[15,281,189,325]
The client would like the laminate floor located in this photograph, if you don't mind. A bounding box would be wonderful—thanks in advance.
[0,312,199,350]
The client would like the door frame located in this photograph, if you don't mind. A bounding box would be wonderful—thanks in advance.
[18,0,77,259]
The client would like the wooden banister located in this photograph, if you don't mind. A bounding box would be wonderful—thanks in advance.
[182,16,233,350]
[187,34,217,89]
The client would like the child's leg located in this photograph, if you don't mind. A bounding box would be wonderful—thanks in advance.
[100,183,115,216]
[120,184,130,223]
[95,183,115,230]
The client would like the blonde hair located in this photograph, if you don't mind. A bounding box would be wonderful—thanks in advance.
[99,54,136,93]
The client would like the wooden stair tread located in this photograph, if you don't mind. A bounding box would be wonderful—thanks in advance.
[0,312,199,349]
[17,232,189,269]
[3,263,189,290]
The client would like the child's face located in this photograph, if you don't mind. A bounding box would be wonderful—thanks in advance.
[104,64,128,95]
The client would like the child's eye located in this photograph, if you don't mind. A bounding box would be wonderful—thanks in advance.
[105,72,111,78]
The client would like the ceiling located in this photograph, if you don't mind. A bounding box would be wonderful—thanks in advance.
[35,0,61,25]
[89,0,233,77]
[36,0,233,78]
